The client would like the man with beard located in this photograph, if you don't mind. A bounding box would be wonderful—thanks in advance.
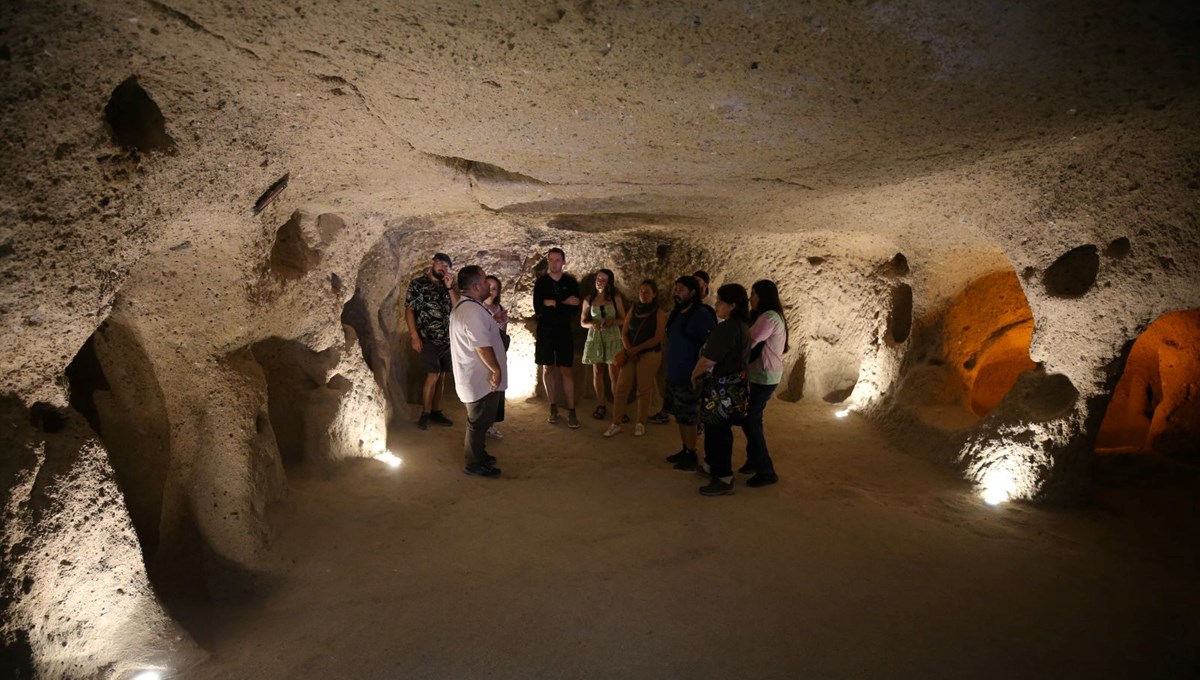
[406,252,459,430]
[663,275,716,470]
[533,247,583,428]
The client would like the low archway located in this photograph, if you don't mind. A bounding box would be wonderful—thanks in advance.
[940,270,1037,416]
[1096,309,1200,458]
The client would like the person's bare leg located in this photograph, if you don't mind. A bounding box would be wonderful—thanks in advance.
[542,365,559,406]
[559,366,576,410]
[431,372,444,412]
[592,364,606,409]
[422,372,440,413]
[679,423,698,451]
[607,364,619,412]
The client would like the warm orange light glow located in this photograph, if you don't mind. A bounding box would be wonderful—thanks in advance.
[939,270,1036,416]
[1097,309,1200,456]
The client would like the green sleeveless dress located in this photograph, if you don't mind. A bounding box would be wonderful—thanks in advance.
[582,300,622,364]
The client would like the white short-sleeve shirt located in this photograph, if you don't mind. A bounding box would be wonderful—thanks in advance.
[450,296,508,404]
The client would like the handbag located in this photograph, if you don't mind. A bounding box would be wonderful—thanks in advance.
[698,368,750,424]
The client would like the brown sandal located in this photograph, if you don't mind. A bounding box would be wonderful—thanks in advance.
[592,405,607,420]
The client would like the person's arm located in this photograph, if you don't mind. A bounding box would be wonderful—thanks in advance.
[580,298,594,330]
[534,277,555,317]
[691,356,717,387]
[560,277,581,315]
[749,315,773,345]
[621,309,634,351]
[448,282,460,307]
[405,305,422,352]
[475,346,503,390]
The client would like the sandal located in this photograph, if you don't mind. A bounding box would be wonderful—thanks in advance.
[592,405,607,420]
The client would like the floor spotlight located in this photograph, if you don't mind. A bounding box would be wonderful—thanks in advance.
[834,408,851,419]
[374,450,403,468]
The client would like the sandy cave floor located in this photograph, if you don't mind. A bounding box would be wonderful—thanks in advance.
[174,398,1199,679]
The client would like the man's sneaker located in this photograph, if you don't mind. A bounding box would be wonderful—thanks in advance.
[665,448,690,463]
[603,424,621,438]
[464,463,501,477]
[634,424,645,436]
[429,411,454,427]
[699,478,735,496]
[672,450,699,471]
[417,413,430,430]
[648,411,670,425]
[567,410,580,429]
[746,472,779,488]
[486,426,504,440]
[738,462,756,475]
[548,405,560,424]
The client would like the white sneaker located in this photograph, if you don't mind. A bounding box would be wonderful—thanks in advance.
[603,424,621,438]
[634,424,645,436]
[486,426,503,440]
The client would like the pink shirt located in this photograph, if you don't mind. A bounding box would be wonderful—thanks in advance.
[748,311,786,385]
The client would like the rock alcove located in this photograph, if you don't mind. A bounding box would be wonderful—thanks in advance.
[2,1,1199,677]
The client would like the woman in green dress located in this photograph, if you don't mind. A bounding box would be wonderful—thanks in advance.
[581,268,626,420]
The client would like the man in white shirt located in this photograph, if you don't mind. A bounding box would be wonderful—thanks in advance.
[449,265,508,477]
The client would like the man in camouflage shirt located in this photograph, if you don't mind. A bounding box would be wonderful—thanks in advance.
[406,252,460,429]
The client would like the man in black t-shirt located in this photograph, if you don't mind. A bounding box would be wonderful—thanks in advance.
[533,247,582,428]
[406,252,460,430]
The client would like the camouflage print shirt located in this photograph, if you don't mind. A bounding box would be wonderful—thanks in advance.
[405,275,452,346]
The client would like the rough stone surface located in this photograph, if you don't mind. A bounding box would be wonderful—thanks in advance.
[2,0,1199,675]
[0,400,202,679]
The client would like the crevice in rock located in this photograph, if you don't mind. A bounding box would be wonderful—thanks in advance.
[431,155,548,185]
[1043,244,1100,298]
[104,76,177,155]
[886,283,913,345]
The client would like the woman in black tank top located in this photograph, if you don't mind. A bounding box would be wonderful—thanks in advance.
[605,280,668,438]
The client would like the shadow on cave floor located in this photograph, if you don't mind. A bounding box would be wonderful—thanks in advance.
[174,399,1200,679]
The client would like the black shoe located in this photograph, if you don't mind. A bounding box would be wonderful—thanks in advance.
[548,405,560,424]
[699,478,735,496]
[417,413,430,430]
[746,472,778,488]
[484,453,497,466]
[621,414,630,424]
[738,462,756,475]
[648,411,670,425]
[464,464,501,477]
[665,448,691,464]
[672,450,698,471]
[567,410,581,429]
[429,411,454,426]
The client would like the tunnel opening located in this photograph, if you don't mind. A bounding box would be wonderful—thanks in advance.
[251,337,350,466]
[939,270,1037,416]
[1096,309,1200,459]
[63,319,174,579]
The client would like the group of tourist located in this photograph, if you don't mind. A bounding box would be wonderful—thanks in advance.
[404,248,789,495]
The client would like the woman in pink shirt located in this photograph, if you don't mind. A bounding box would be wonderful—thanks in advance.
[740,279,789,487]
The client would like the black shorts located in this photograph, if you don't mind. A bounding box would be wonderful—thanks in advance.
[535,327,574,367]
[420,341,452,373]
